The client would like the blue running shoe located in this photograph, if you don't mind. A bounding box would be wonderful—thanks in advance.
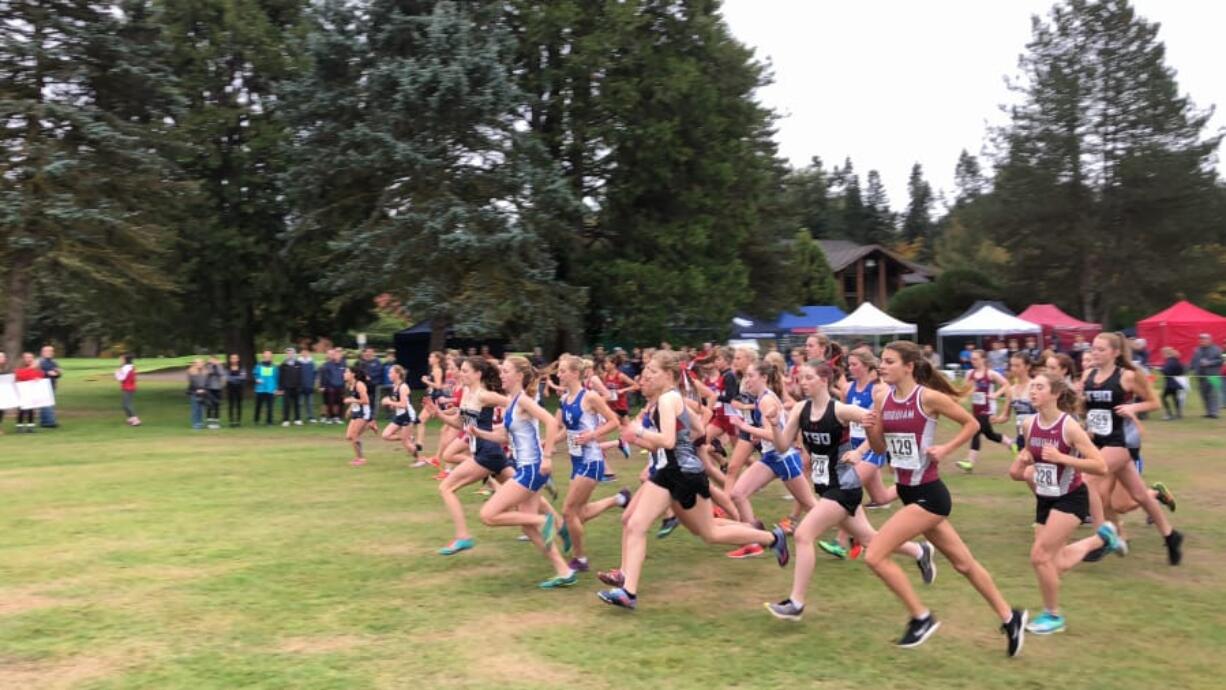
[1097,521,1128,557]
[1026,611,1065,635]
[597,587,636,610]
[771,525,790,567]
[618,440,631,459]
[656,516,680,539]
[438,538,474,556]
[559,523,572,554]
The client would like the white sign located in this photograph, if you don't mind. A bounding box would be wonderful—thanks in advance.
[0,374,17,410]
[18,379,55,410]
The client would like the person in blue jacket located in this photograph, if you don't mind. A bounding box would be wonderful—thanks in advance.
[319,348,348,424]
[253,350,279,425]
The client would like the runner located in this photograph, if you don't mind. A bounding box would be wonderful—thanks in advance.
[476,356,577,588]
[342,366,377,467]
[380,365,422,461]
[764,360,935,621]
[726,360,818,559]
[1080,333,1182,565]
[864,341,1027,655]
[596,350,789,611]
[1008,371,1125,635]
[956,349,1014,472]
[557,355,633,573]
[1004,353,1037,452]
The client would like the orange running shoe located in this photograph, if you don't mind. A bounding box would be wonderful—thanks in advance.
[778,516,796,535]
[726,544,765,559]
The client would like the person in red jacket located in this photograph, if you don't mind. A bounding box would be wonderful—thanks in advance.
[115,354,141,426]
[14,352,44,433]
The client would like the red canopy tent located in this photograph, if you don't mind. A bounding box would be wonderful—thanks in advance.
[1136,301,1226,365]
[1017,304,1101,351]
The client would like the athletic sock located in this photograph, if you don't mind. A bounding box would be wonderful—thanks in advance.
[915,609,931,622]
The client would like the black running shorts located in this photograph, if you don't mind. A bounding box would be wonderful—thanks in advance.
[897,479,953,518]
[650,463,711,511]
[1035,483,1090,525]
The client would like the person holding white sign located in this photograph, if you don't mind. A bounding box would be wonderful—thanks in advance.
[763,359,934,622]
[14,352,46,432]
[1009,371,1119,636]
[864,341,1027,656]
[0,351,10,434]
[1080,333,1183,566]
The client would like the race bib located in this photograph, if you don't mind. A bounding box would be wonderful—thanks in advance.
[849,421,865,439]
[1086,409,1113,436]
[1034,462,1061,497]
[723,403,742,419]
[810,454,830,484]
[972,391,987,406]
[350,403,362,414]
[885,433,922,470]
[566,431,582,456]
[608,389,618,402]
[1016,414,1034,437]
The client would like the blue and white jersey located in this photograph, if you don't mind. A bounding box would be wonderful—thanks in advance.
[560,389,603,462]
[845,379,876,442]
[751,390,787,455]
[503,393,542,466]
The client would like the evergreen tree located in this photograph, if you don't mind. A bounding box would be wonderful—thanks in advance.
[781,156,835,238]
[986,0,1223,323]
[953,149,987,206]
[863,169,894,244]
[790,230,845,308]
[0,0,182,356]
[284,0,581,350]
[831,158,869,243]
[902,163,935,247]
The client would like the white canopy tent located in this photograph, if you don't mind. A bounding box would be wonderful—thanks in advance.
[822,302,917,337]
[936,305,1041,360]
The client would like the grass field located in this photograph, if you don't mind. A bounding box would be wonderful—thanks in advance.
[2,360,1225,689]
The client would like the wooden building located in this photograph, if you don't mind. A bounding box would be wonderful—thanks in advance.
[817,240,936,307]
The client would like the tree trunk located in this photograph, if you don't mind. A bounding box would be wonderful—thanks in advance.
[2,253,33,356]
[429,315,448,352]
[224,304,257,373]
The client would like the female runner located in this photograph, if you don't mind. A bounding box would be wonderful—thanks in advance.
[1009,371,1123,635]
[596,351,789,610]
[475,356,576,588]
[765,360,935,621]
[865,341,1027,655]
[380,365,421,460]
[956,349,1014,472]
[342,366,377,467]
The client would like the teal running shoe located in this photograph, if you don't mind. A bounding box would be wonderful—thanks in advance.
[538,571,578,589]
[818,540,848,560]
[559,523,572,554]
[541,512,557,548]
[438,538,474,556]
[1025,611,1065,635]
[1096,521,1128,557]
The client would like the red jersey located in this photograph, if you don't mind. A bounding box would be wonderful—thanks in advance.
[881,385,939,486]
[15,366,44,383]
[604,372,628,412]
[969,371,992,416]
[1025,412,1083,497]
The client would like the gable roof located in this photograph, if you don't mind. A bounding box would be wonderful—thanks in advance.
[816,239,936,277]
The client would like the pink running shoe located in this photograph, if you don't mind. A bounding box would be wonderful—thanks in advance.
[350,458,367,467]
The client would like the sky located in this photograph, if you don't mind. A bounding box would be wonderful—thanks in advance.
[720,0,1226,209]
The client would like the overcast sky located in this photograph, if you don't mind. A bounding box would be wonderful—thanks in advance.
[720,0,1225,208]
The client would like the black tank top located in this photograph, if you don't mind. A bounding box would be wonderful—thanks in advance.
[800,399,845,489]
[1083,367,1126,446]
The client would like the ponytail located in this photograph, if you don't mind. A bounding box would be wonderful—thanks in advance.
[465,356,503,394]
[886,340,965,398]
[751,360,785,399]
[1037,372,1078,414]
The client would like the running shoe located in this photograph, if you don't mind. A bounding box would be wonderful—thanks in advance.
[656,517,680,539]
[896,615,941,649]
[349,457,366,467]
[1096,521,1128,557]
[1026,611,1065,635]
[726,544,765,559]
[848,543,864,560]
[568,558,590,573]
[473,486,492,496]
[427,456,441,468]
[764,599,804,621]
[866,501,893,510]
[600,473,618,484]
[771,526,790,567]
[711,439,726,457]
[538,572,579,589]
[597,587,636,610]
[616,488,632,508]
[597,568,625,587]
[516,534,531,542]
[778,516,796,535]
[410,459,431,468]
[916,541,937,585]
[1152,482,1176,512]
[541,513,557,548]
[618,440,631,459]
[955,460,974,473]
[1165,529,1183,566]
[1002,609,1027,657]
[1082,545,1107,562]
[432,470,448,481]
[544,478,559,501]
[818,540,848,560]
[559,524,572,554]
[438,538,474,556]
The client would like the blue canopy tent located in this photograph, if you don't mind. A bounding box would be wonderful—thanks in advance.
[777,305,848,334]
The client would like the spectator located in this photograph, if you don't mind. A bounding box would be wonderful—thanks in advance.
[465,346,477,357]
[630,347,644,377]
[529,346,546,370]
[1006,337,1020,358]
[380,348,397,418]
[1022,336,1041,363]
[225,354,247,427]
[1191,333,1222,419]
[204,355,224,429]
[0,351,7,433]
[279,347,304,426]
[1160,347,1185,420]
[186,359,209,430]
[1131,338,1151,367]
[253,350,278,425]
[115,354,140,426]
[299,349,318,423]
[360,347,384,413]
[37,345,61,428]
[319,348,347,424]
[1070,333,1090,361]
[15,352,45,433]
[986,340,1009,374]
[922,344,942,370]
[959,342,974,369]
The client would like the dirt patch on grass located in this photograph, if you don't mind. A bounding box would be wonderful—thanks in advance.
[0,655,120,689]
[278,635,370,654]
[0,591,62,617]
[28,502,145,522]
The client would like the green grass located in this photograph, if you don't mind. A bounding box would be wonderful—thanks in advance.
[1,365,1224,689]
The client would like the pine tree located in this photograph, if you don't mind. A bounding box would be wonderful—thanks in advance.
[953,149,987,206]
[863,169,894,245]
[902,163,935,247]
[831,158,869,243]
[0,0,181,355]
[790,230,845,308]
[283,0,581,350]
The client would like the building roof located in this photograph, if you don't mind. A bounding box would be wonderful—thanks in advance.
[816,239,936,279]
